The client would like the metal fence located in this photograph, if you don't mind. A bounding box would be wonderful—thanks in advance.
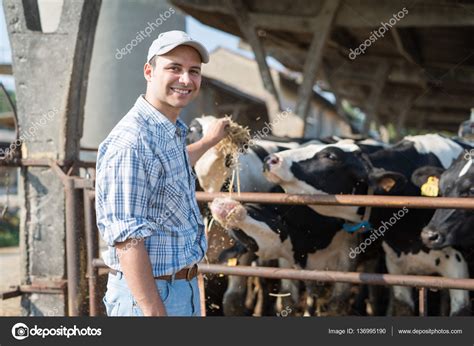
[1,158,474,317]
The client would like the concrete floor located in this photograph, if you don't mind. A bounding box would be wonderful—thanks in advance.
[0,246,21,316]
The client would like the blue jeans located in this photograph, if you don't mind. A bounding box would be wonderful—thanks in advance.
[103,271,201,316]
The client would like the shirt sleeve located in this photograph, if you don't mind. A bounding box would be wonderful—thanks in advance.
[96,147,155,246]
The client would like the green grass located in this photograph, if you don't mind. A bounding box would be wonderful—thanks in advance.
[0,209,19,247]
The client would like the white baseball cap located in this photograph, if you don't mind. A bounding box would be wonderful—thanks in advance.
[147,30,209,64]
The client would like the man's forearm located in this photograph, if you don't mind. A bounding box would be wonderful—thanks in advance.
[116,239,167,316]
[187,138,214,166]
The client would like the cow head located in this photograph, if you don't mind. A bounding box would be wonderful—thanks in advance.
[188,116,235,192]
[210,197,249,229]
[263,143,406,222]
[186,117,205,144]
[412,155,474,249]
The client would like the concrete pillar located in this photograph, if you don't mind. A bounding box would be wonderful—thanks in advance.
[4,0,101,315]
[81,0,185,151]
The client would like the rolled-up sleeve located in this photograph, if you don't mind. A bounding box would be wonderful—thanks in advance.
[96,147,154,246]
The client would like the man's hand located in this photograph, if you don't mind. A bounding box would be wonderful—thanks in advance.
[202,118,231,147]
[116,239,167,316]
[187,118,231,166]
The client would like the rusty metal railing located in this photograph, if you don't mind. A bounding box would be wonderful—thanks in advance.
[1,157,474,316]
[196,191,474,209]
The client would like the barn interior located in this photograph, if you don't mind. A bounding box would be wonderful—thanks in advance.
[0,0,473,318]
[172,0,474,137]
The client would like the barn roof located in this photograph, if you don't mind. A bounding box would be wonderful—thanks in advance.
[171,0,474,134]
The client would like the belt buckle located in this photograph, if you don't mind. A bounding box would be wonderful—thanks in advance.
[186,264,197,281]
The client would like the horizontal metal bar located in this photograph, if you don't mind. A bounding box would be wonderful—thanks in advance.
[92,259,474,291]
[0,158,53,167]
[1,281,67,300]
[0,158,95,169]
[196,192,474,209]
[0,287,21,300]
[19,285,65,294]
[80,147,98,152]
[198,264,474,291]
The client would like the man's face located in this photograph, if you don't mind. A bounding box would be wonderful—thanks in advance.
[145,45,202,112]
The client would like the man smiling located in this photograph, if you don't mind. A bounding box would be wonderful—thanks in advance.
[96,31,229,316]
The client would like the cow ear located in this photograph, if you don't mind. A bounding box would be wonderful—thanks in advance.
[369,169,407,194]
[411,166,445,188]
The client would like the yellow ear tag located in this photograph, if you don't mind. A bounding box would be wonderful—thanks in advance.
[421,176,439,197]
[227,258,238,266]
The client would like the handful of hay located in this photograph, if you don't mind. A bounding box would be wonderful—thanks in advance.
[214,116,251,195]
[215,115,251,162]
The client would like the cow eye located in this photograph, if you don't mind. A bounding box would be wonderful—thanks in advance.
[189,126,196,133]
[326,152,338,161]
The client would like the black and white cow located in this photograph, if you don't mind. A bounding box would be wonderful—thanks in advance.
[189,116,387,315]
[209,191,360,315]
[188,116,313,315]
[412,152,474,249]
[188,115,313,193]
[263,134,472,315]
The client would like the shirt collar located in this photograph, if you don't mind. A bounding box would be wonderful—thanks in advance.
[135,95,188,140]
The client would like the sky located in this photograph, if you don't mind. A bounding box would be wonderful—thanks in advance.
[0,1,14,90]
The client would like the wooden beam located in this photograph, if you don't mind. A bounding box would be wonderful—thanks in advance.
[335,0,474,27]
[270,44,474,89]
[226,0,281,117]
[416,113,470,124]
[415,92,474,109]
[362,62,389,136]
[296,0,340,136]
[172,0,474,28]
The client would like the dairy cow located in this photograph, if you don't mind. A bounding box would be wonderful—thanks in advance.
[263,134,472,315]
[412,152,474,249]
[189,116,387,315]
[188,116,311,315]
[210,192,360,315]
[188,116,313,193]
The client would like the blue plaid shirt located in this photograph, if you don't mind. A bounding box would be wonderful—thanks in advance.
[96,95,206,277]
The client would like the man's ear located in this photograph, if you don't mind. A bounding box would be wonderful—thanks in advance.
[369,169,407,194]
[411,166,445,188]
[144,62,153,82]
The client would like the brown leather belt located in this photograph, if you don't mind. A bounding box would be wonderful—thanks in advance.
[110,264,198,282]
[155,264,199,281]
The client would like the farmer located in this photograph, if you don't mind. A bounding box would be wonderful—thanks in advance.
[96,30,230,316]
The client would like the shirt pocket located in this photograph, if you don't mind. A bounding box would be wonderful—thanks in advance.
[160,181,192,229]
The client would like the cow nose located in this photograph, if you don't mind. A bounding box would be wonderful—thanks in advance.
[421,228,443,246]
[263,154,280,171]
